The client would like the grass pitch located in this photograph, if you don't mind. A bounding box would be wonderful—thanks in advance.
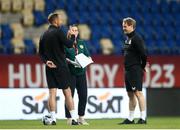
[0,117,180,129]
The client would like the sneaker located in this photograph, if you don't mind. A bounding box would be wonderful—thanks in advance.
[71,119,79,125]
[136,118,147,124]
[67,119,79,125]
[118,119,135,124]
[77,118,89,125]
[51,121,56,125]
[42,115,56,125]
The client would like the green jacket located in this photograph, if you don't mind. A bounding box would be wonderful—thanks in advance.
[65,39,90,76]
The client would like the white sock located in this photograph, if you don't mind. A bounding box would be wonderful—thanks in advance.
[140,111,146,120]
[69,110,76,120]
[128,111,134,121]
[50,111,56,121]
[79,116,84,121]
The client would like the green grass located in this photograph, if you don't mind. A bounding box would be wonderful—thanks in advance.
[0,117,180,129]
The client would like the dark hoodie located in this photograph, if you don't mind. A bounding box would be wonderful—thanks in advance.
[123,30,147,69]
[39,25,75,68]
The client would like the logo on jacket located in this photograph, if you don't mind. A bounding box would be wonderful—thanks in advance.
[125,39,131,45]
[80,45,84,49]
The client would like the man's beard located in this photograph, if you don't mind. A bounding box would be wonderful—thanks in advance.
[123,30,128,34]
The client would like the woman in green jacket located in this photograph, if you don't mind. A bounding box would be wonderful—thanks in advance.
[65,24,91,125]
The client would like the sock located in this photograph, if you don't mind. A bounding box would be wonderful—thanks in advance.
[50,111,56,121]
[140,111,146,120]
[128,111,134,121]
[69,110,76,121]
[79,116,84,120]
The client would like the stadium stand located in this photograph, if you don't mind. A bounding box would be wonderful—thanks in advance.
[100,38,114,55]
[0,0,180,55]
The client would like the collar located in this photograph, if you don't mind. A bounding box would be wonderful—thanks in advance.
[126,30,135,38]
[48,24,59,29]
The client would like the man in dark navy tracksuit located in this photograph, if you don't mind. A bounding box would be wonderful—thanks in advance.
[119,17,147,124]
[39,13,78,125]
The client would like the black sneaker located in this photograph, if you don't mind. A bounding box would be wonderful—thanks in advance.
[71,119,79,125]
[136,118,147,124]
[51,121,56,125]
[118,119,135,124]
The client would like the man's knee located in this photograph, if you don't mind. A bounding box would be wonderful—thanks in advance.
[49,88,57,96]
[63,87,72,98]
[134,90,143,98]
[127,92,135,99]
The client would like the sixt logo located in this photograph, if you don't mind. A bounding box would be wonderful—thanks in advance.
[22,92,59,114]
[87,92,123,113]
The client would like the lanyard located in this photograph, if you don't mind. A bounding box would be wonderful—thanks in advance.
[74,43,78,55]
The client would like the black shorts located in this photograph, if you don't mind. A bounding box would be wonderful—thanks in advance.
[125,65,143,92]
[46,66,71,89]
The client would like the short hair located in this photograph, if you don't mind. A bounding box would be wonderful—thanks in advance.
[48,13,59,24]
[70,24,78,27]
[123,17,136,29]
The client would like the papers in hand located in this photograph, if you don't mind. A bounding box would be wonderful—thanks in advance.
[66,58,81,68]
[75,53,94,68]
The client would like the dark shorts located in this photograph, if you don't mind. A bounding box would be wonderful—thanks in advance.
[46,66,72,89]
[125,65,143,92]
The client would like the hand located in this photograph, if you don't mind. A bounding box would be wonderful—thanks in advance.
[74,59,81,68]
[46,61,57,68]
[66,58,81,68]
[68,26,78,38]
[144,62,150,72]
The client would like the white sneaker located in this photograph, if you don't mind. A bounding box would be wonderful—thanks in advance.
[42,115,56,125]
[77,118,89,125]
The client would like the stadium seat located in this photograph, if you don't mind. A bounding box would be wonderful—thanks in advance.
[34,0,45,11]
[12,0,22,12]
[55,0,65,9]
[0,0,179,55]
[24,39,36,54]
[78,24,91,40]
[33,11,47,26]
[22,10,34,26]
[11,37,25,54]
[1,24,13,39]
[90,38,101,54]
[22,0,34,11]
[113,40,123,55]
[170,1,179,13]
[100,38,114,55]
[10,23,24,38]
[1,39,13,54]
[0,0,11,12]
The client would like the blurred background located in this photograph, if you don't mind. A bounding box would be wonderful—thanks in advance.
[0,0,180,120]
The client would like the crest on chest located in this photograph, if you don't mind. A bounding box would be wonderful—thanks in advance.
[125,39,132,45]
[80,45,84,49]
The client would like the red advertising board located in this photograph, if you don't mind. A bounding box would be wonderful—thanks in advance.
[0,55,179,88]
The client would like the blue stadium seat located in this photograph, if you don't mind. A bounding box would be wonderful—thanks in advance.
[1,24,13,39]
[1,0,179,55]
[33,11,47,26]
[113,40,123,55]
[24,39,36,54]
[2,39,13,54]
